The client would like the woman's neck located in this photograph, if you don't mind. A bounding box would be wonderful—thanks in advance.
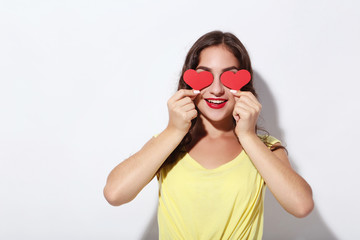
[193,115,235,139]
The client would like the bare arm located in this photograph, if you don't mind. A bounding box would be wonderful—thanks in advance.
[103,89,199,206]
[232,91,314,218]
[240,135,314,218]
[103,128,184,206]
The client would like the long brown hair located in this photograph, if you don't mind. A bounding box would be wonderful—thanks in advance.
[163,30,285,167]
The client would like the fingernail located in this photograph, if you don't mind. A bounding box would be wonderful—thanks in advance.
[230,90,237,94]
[193,90,200,94]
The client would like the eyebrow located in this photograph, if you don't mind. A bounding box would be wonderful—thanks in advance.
[195,66,239,72]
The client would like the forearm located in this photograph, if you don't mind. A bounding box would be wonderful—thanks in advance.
[103,127,185,206]
[240,134,314,218]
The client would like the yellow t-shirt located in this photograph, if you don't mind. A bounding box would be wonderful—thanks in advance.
[157,135,280,240]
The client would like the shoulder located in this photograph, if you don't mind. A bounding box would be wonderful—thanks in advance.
[257,134,281,146]
[257,135,290,168]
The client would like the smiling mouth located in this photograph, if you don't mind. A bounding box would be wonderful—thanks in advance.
[204,98,228,109]
[205,98,228,104]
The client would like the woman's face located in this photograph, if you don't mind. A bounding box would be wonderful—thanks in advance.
[194,45,240,123]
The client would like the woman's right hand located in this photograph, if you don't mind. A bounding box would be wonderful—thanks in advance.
[166,89,199,136]
[104,89,199,206]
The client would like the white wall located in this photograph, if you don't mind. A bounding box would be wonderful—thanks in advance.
[1,0,359,239]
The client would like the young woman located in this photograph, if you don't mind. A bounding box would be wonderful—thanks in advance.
[103,30,314,239]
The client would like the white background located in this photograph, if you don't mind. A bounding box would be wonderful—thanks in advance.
[1,0,359,239]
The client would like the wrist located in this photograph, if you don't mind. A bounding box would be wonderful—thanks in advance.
[237,132,258,144]
[164,125,188,140]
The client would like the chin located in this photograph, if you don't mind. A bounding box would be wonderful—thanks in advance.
[197,101,233,122]
[200,109,233,123]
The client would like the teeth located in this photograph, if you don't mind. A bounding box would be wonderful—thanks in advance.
[207,99,225,104]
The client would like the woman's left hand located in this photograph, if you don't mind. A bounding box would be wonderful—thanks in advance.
[231,91,262,141]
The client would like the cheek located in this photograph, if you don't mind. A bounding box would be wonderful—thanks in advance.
[227,95,236,108]
[227,101,235,110]
[194,90,208,105]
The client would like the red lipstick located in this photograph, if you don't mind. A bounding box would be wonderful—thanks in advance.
[205,98,228,109]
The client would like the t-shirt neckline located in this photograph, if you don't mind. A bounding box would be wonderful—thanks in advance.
[184,150,245,172]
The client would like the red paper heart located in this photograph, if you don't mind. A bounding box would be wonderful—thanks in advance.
[183,69,213,90]
[220,70,251,90]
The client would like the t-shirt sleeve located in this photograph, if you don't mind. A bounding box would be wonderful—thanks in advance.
[266,135,281,146]
[258,134,281,148]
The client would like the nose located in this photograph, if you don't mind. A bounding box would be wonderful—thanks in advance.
[208,74,225,96]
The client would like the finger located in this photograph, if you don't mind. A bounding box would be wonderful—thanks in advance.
[237,95,261,111]
[231,90,257,102]
[234,102,258,116]
[232,92,261,111]
[181,102,196,112]
[171,89,200,102]
[230,90,243,102]
[230,89,241,97]
[232,108,240,122]
[233,105,252,120]
[186,109,198,121]
[174,96,194,108]
[233,114,240,122]
[238,91,259,104]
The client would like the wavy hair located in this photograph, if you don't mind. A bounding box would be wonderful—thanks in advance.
[162,30,286,167]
